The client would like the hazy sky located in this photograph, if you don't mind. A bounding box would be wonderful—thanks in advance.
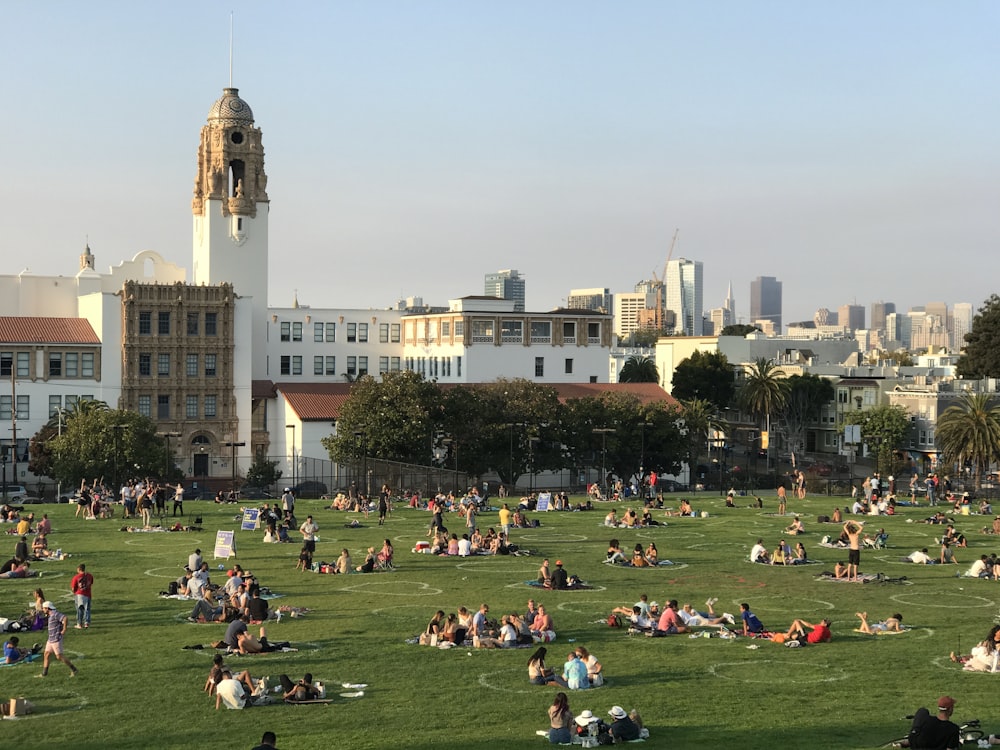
[2,1,997,326]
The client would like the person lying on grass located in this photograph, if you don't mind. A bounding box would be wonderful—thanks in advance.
[3,635,40,663]
[856,611,904,634]
[205,653,255,696]
[678,599,734,627]
[280,673,320,701]
[783,618,832,644]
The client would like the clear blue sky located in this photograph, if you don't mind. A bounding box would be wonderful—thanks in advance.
[2,1,997,325]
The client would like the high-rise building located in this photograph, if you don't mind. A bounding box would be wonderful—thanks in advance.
[567,287,612,313]
[886,312,911,349]
[613,292,658,339]
[814,308,835,326]
[870,301,896,333]
[750,276,782,332]
[484,269,525,311]
[838,304,865,332]
[665,258,703,336]
[952,302,974,351]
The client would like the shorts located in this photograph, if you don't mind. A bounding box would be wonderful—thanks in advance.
[304,540,316,553]
[848,549,861,565]
[44,639,63,656]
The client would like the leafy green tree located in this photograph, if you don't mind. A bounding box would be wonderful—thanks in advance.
[720,324,760,337]
[935,392,1000,489]
[680,398,728,486]
[670,350,735,408]
[868,350,914,367]
[38,403,169,488]
[778,374,835,455]
[957,294,1000,378]
[244,457,283,488]
[619,355,659,383]
[627,328,670,347]
[738,358,788,426]
[841,404,910,476]
[321,371,443,465]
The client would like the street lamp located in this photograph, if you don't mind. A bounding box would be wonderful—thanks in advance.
[224,440,246,493]
[593,428,615,498]
[112,424,129,496]
[528,436,540,494]
[638,421,652,498]
[285,424,297,490]
[157,431,181,482]
[55,408,68,501]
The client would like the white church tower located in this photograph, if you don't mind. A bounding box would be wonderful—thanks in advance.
[191,87,269,377]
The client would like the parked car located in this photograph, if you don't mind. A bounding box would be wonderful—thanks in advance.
[2,485,29,501]
[292,481,328,498]
[239,486,275,500]
[656,478,688,493]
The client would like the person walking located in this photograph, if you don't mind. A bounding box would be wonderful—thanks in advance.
[37,601,78,677]
[71,563,94,629]
[173,483,185,516]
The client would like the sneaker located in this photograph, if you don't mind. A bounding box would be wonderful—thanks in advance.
[723,613,736,624]
[35,673,47,678]
[186,617,198,623]
[70,669,77,677]
[74,624,83,630]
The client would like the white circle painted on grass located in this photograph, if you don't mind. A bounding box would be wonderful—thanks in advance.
[515,533,589,543]
[658,531,705,541]
[741,596,836,612]
[35,572,64,580]
[371,603,439,617]
[507,582,608,593]
[477,667,540,694]
[145,566,185,578]
[338,580,442,596]
[125,535,203,546]
[554,599,627,615]
[708,659,847,684]
[890,592,995,609]
[454,560,539,574]
[5,689,90,719]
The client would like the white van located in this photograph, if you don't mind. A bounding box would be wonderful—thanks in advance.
[3,485,28,501]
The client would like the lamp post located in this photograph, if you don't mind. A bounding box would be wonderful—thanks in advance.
[158,431,181,482]
[593,428,615,498]
[353,430,366,498]
[638,421,652,498]
[528,436,540,494]
[112,424,129,497]
[224,440,246,493]
[55,408,68,501]
[285,424,296,490]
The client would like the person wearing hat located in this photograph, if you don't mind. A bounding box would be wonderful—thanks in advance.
[38,601,78,677]
[607,705,640,742]
[572,708,604,743]
[550,560,569,590]
[906,696,959,749]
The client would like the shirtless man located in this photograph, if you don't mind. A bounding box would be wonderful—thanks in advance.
[843,521,863,581]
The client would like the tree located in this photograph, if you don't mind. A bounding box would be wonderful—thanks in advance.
[244,457,283,488]
[720,324,761,337]
[670,350,735,408]
[679,398,728,487]
[841,404,910,476]
[935,392,1000,489]
[618,355,659,383]
[321,371,443,466]
[738,358,789,429]
[957,294,1000,378]
[626,328,670,347]
[778,374,835,456]
[868,350,914,367]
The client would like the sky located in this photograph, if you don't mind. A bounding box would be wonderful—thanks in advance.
[1,1,997,326]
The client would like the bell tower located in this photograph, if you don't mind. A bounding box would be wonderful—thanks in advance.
[192,87,269,377]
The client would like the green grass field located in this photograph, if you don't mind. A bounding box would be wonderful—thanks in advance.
[0,491,996,749]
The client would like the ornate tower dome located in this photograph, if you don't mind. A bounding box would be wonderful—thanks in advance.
[207,87,255,127]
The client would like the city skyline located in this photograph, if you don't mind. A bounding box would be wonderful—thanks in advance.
[2,2,997,326]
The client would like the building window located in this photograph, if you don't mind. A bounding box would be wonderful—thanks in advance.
[454,322,463,339]
[535,357,544,377]
[326,356,335,375]
[314,322,324,342]
[501,320,522,343]
[157,395,170,419]
[186,395,198,419]
[158,312,170,335]
[563,321,576,340]
[391,323,401,342]
[49,353,62,377]
[347,323,357,342]
[380,323,389,343]
[314,356,324,376]
[292,356,302,376]
[326,323,336,342]
[292,322,302,342]
[565,358,573,374]
[138,395,151,417]
[186,354,198,377]
[0,353,11,377]
[457,356,462,377]
[441,321,451,338]
[187,312,199,336]
[139,311,152,335]
[347,356,357,377]
[64,353,78,378]
[587,322,600,341]
[358,323,368,343]
[280,321,290,342]
[379,356,389,374]
[158,353,170,376]
[205,313,218,336]
[837,388,848,404]
[81,353,94,378]
[49,395,61,417]
[0,396,10,421]
[65,395,78,409]
[471,320,494,342]
[204,354,217,377]
[358,356,368,376]
[204,395,217,418]
[280,355,291,375]
[16,395,28,420]
[531,321,551,343]
[139,354,151,377]
[390,356,400,372]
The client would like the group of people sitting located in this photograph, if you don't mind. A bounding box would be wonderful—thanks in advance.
[750,538,808,565]
[419,599,559,648]
[206,653,320,708]
[602,507,663,528]
[429,528,506,556]
[180,553,274,625]
[528,645,603,689]
[1,514,60,578]
[604,539,660,567]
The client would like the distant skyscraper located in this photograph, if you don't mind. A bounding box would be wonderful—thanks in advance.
[838,304,865,332]
[484,269,525,312]
[886,312,912,349]
[750,276,782,332]
[952,302,974,351]
[567,287,612,313]
[870,301,896,333]
[814,308,835,326]
[723,282,736,326]
[614,291,658,339]
[665,258,703,336]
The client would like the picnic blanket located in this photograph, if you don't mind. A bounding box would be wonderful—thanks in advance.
[524,580,594,591]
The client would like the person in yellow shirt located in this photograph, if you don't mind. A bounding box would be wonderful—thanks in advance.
[498,503,512,539]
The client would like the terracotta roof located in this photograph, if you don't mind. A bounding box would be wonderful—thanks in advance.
[0,317,100,344]
[274,380,675,421]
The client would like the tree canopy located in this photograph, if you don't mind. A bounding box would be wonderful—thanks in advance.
[935,392,1000,487]
[778,374,835,455]
[957,294,1000,378]
[719,324,761,337]
[618,355,659,383]
[841,404,910,476]
[670,350,735,408]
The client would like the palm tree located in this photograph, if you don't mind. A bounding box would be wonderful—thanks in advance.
[738,358,789,464]
[619,355,659,383]
[935,392,1000,490]
[680,399,728,489]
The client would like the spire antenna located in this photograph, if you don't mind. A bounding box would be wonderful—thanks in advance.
[229,12,234,87]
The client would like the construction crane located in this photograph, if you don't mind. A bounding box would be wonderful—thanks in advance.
[650,228,679,285]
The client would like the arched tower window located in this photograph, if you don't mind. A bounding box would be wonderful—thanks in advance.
[229,159,245,197]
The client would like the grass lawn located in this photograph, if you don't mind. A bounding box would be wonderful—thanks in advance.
[0,490,996,749]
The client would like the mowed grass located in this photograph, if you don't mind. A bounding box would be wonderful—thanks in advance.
[1,491,997,749]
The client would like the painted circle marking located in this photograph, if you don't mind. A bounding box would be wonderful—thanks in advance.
[708,659,847,683]
[889,592,994,609]
[338,580,442,596]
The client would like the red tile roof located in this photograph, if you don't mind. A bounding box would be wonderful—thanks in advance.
[0,317,100,344]
[275,381,675,421]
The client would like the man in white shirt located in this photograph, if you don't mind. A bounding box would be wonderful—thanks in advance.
[215,671,247,710]
[967,555,990,578]
[299,516,318,554]
[907,548,934,564]
[457,534,471,557]
[188,548,202,572]
[750,539,769,563]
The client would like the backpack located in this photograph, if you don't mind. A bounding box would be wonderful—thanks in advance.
[607,614,622,628]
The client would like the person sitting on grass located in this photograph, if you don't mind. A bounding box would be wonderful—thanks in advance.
[740,602,765,636]
[204,653,255,696]
[280,673,320,702]
[550,561,570,590]
[631,544,649,568]
[966,555,990,578]
[546,692,575,745]
[537,558,552,587]
[528,646,565,686]
[607,706,641,743]
[784,516,805,535]
[215,670,249,710]
[645,542,659,566]
[750,539,770,564]
[295,544,312,572]
[606,540,626,565]
[783,617,832,644]
[653,600,689,635]
[335,548,352,575]
[3,635,40,663]
[940,540,958,565]
[856,611,904,634]
[772,539,792,566]
[357,547,376,573]
[562,650,589,690]
[604,509,619,527]
[626,605,656,634]
[679,599,734,627]
[833,561,849,579]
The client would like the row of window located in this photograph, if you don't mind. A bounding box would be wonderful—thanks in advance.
[48,395,96,418]
[533,358,577,377]
[136,394,217,420]
[409,319,601,343]
[407,356,461,379]
[1,351,96,379]
[138,311,219,336]
[138,353,218,378]
[279,355,404,377]
[279,321,402,344]
[1,393,105,421]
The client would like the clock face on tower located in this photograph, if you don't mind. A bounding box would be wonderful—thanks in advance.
[231,131,244,145]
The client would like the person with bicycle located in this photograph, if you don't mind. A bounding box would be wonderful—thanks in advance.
[905,696,960,750]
